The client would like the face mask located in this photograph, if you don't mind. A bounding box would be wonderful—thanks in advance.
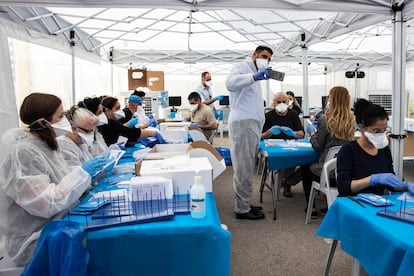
[51,117,72,137]
[113,109,125,120]
[78,132,95,147]
[256,58,269,69]
[189,104,198,112]
[96,113,108,126]
[275,103,288,113]
[288,100,293,106]
[365,131,388,149]
[205,80,212,87]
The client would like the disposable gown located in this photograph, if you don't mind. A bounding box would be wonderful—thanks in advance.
[90,131,108,157]
[0,128,91,265]
[57,135,93,167]
[225,57,265,213]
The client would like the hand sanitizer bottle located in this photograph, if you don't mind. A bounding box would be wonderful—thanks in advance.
[190,175,206,219]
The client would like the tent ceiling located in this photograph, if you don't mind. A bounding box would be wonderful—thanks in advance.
[1,0,414,75]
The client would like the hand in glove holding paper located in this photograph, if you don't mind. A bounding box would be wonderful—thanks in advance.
[281,126,296,137]
[253,67,272,81]
[82,155,108,177]
[370,173,405,188]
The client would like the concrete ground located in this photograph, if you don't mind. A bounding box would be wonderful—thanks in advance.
[211,134,414,276]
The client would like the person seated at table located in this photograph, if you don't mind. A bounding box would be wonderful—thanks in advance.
[57,106,98,167]
[262,92,304,197]
[78,97,109,157]
[0,92,109,265]
[286,90,302,114]
[301,86,355,218]
[337,99,405,196]
[99,96,165,146]
[187,91,218,143]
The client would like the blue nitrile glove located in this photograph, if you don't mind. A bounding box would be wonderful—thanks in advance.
[81,156,108,177]
[270,125,281,135]
[253,66,272,81]
[190,123,200,128]
[127,116,139,127]
[370,173,404,188]
[148,114,157,128]
[306,123,317,134]
[407,182,414,195]
[281,126,296,137]
[155,131,166,144]
[216,95,224,101]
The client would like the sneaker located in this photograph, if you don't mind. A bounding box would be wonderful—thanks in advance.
[235,210,265,220]
[304,208,320,219]
[282,178,293,197]
[250,204,263,211]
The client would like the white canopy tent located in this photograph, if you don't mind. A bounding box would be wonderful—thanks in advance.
[0,0,413,176]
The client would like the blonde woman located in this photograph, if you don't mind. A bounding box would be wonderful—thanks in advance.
[301,86,356,218]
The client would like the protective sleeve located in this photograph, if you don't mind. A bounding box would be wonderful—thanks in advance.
[225,62,255,92]
[13,166,91,219]
[336,143,354,196]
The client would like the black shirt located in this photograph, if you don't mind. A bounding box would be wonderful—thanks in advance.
[262,109,304,140]
[98,119,141,146]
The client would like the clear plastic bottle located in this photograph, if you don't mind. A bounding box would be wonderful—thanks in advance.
[190,175,206,219]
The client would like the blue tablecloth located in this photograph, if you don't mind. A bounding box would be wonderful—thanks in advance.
[316,194,414,276]
[66,145,231,276]
[259,140,319,170]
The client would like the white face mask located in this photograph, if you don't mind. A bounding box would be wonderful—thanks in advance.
[51,117,72,137]
[96,113,108,126]
[275,103,288,114]
[288,100,293,106]
[113,109,125,120]
[256,58,269,69]
[78,132,95,147]
[365,131,388,149]
[205,80,212,87]
[189,104,198,112]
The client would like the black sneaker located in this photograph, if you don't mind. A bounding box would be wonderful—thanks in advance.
[235,210,265,220]
[320,207,328,215]
[250,204,263,211]
[304,208,320,219]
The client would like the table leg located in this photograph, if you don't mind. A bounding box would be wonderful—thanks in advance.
[323,239,338,276]
[259,160,267,203]
[271,171,279,220]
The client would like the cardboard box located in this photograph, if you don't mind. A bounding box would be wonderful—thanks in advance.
[136,141,226,180]
[404,132,414,157]
[136,157,213,194]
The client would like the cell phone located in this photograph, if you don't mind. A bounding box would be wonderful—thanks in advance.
[268,70,285,81]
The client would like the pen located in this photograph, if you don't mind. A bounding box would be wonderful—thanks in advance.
[347,196,366,208]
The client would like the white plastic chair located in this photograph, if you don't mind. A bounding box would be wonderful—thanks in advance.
[188,129,208,142]
[305,146,341,224]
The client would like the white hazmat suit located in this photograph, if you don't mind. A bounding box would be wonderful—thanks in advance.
[225,57,265,214]
[0,128,91,265]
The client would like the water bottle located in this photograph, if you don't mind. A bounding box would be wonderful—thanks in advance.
[190,175,206,219]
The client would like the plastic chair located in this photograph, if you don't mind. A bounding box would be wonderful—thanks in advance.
[188,129,208,142]
[305,146,341,224]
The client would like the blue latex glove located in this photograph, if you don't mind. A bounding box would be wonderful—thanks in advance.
[147,114,157,127]
[370,173,404,188]
[155,131,166,144]
[407,182,414,195]
[253,66,272,81]
[190,123,200,128]
[306,123,317,134]
[81,156,108,177]
[281,126,296,137]
[270,125,281,135]
[127,116,139,127]
[215,95,224,101]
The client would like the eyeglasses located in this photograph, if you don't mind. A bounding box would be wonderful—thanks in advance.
[76,125,94,134]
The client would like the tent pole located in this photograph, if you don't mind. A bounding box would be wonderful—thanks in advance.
[391,5,406,178]
[302,46,309,130]
[70,30,76,106]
